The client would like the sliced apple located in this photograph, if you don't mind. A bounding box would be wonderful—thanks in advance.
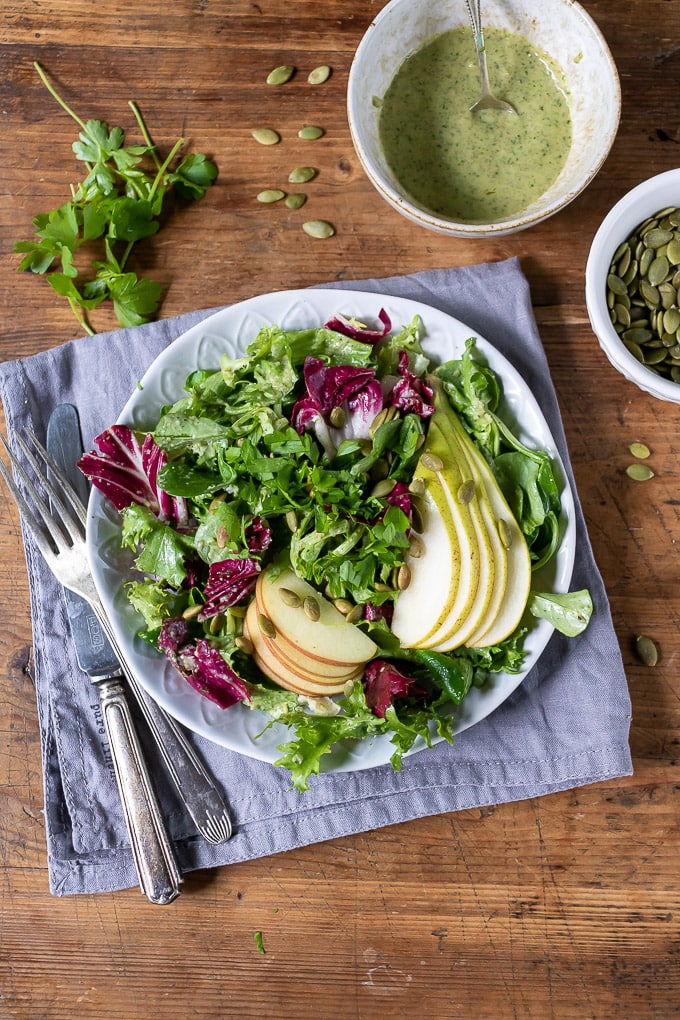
[244,601,359,696]
[257,567,377,667]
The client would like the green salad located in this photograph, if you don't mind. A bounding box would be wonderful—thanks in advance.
[79,309,592,790]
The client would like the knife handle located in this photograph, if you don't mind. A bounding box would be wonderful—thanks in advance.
[97,677,182,905]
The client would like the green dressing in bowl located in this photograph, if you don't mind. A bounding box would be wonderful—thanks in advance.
[378,27,572,223]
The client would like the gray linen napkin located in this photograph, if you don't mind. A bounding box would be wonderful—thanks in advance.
[0,258,632,896]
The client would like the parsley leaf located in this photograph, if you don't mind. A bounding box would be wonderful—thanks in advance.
[15,63,218,334]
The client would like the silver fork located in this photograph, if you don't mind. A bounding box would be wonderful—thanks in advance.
[1,425,233,848]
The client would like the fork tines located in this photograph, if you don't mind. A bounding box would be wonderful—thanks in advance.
[0,428,86,561]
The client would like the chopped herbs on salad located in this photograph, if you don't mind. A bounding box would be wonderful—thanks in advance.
[79,310,592,791]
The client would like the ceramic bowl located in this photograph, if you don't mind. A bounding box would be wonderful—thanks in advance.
[347,0,621,237]
[585,168,680,403]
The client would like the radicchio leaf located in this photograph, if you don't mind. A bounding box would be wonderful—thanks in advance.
[158,621,250,709]
[178,639,250,709]
[364,659,427,718]
[324,308,392,343]
[386,349,434,418]
[290,357,383,456]
[78,424,188,524]
[198,557,260,620]
[245,515,272,554]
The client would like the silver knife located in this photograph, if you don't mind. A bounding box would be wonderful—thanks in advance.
[47,405,233,846]
[46,406,182,905]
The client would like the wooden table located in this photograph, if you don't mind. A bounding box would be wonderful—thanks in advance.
[1,2,678,1017]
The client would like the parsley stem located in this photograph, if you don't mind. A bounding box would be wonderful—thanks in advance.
[68,296,94,335]
[33,62,87,132]
[128,101,162,171]
[148,138,185,201]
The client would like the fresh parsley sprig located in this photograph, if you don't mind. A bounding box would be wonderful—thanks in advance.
[15,62,218,334]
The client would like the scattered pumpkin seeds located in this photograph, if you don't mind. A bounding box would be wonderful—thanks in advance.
[307,65,331,85]
[285,193,307,210]
[298,125,325,140]
[635,634,658,667]
[420,451,444,472]
[606,206,680,382]
[628,441,651,459]
[625,463,655,481]
[251,128,281,146]
[302,219,335,239]
[257,189,286,204]
[288,166,317,184]
[266,65,295,85]
[457,479,476,505]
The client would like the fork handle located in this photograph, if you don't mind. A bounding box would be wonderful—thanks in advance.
[97,676,182,905]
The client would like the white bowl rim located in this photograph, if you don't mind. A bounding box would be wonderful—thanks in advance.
[585,167,680,403]
[348,0,621,237]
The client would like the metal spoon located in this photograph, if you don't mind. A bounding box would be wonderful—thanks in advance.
[464,1,517,114]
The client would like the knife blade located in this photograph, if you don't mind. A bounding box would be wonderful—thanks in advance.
[47,404,233,846]
[47,403,182,905]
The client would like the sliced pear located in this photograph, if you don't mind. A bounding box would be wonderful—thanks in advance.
[419,419,496,651]
[428,379,532,647]
[390,423,480,648]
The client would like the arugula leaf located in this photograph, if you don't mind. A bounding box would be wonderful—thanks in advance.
[529,590,593,636]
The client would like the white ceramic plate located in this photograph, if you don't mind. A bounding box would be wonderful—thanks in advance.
[87,289,576,773]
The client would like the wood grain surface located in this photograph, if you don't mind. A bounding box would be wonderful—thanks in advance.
[1,2,679,1018]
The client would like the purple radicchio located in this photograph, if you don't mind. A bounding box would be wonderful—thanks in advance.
[324,308,392,343]
[385,350,434,419]
[158,620,250,709]
[198,557,260,620]
[245,515,272,554]
[290,356,383,458]
[78,425,188,525]
[364,659,427,719]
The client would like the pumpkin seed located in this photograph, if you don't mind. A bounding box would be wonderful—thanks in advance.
[267,65,295,85]
[251,128,281,146]
[648,254,670,287]
[457,479,476,505]
[644,227,673,248]
[329,405,346,428]
[307,65,331,84]
[303,596,321,621]
[182,604,203,619]
[278,587,302,608]
[288,166,317,184]
[408,477,426,497]
[408,534,425,558]
[635,634,658,667]
[333,598,354,615]
[285,509,299,532]
[257,189,286,204]
[419,451,444,472]
[285,193,307,210]
[258,613,276,638]
[302,219,335,238]
[625,463,655,480]
[497,518,513,549]
[667,238,680,265]
[628,441,651,459]
[371,477,397,498]
[395,563,411,591]
[298,125,324,140]
[235,635,254,655]
[345,604,363,624]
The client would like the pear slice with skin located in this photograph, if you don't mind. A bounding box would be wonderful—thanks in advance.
[428,377,532,648]
[419,418,497,651]
[390,422,481,649]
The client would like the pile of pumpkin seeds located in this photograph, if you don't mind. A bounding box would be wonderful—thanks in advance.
[607,206,680,382]
[251,64,335,239]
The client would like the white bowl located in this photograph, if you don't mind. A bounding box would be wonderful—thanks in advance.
[347,0,621,237]
[585,168,680,404]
